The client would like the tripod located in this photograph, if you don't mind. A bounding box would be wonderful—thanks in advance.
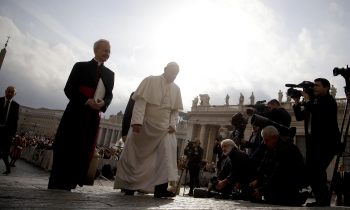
[329,94,350,204]
[175,157,189,196]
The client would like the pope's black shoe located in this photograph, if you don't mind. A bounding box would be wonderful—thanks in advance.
[154,183,176,198]
[123,189,135,196]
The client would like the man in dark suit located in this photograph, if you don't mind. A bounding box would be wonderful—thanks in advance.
[0,86,19,175]
[334,164,350,206]
[48,39,114,191]
[292,78,341,207]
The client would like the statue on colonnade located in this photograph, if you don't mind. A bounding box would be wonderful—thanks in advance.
[199,94,210,106]
[192,96,199,107]
[239,93,244,105]
[330,85,337,98]
[250,92,255,105]
[278,90,283,103]
[225,94,230,105]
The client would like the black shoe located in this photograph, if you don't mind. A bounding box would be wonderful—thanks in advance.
[187,191,193,196]
[154,190,176,198]
[2,171,10,175]
[306,201,330,207]
[124,189,135,196]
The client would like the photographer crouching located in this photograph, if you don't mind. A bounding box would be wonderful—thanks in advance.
[184,139,203,196]
[291,78,341,207]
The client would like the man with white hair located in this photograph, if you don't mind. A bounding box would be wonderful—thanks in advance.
[249,125,308,206]
[48,39,115,191]
[213,139,252,199]
[115,62,183,198]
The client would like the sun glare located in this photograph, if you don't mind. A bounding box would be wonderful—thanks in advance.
[153,1,262,73]
[150,0,270,110]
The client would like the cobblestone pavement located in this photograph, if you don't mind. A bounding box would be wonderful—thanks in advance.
[0,160,349,209]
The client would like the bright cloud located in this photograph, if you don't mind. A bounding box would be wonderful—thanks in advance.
[0,0,349,116]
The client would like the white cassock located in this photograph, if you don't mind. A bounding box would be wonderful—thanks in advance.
[114,74,183,192]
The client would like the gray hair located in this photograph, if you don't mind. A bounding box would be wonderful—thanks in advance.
[93,39,110,50]
[261,125,279,139]
[220,139,237,148]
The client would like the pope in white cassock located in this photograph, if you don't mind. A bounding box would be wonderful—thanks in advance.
[114,62,183,198]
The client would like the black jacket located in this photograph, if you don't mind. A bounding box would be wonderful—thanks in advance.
[293,94,340,152]
[121,92,135,137]
[0,97,19,137]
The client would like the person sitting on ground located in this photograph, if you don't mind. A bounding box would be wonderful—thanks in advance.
[213,139,253,199]
[249,125,308,206]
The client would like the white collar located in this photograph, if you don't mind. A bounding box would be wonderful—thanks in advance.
[94,58,103,66]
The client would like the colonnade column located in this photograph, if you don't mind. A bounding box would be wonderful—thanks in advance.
[206,126,218,162]
[199,124,207,146]
[97,127,104,145]
[186,124,193,141]
[110,129,115,145]
[103,129,111,146]
[116,130,121,142]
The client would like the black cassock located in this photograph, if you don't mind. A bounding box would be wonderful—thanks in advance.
[48,59,114,190]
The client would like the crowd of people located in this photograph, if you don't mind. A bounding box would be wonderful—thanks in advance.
[187,78,349,207]
[1,38,349,207]
[5,131,122,180]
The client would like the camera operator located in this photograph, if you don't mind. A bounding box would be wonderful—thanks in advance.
[256,99,292,142]
[292,78,341,207]
[265,99,291,128]
[230,112,247,150]
[184,139,203,196]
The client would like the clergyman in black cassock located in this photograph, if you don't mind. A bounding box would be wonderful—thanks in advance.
[48,39,114,191]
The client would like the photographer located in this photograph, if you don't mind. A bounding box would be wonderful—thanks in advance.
[265,99,291,128]
[230,112,247,150]
[292,78,341,207]
[184,139,203,196]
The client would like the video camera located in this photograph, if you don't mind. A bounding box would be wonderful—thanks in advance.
[333,65,350,77]
[251,114,296,140]
[245,100,268,116]
[285,81,314,99]
[333,65,350,93]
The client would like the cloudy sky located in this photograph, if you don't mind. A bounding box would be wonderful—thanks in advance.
[0,0,350,117]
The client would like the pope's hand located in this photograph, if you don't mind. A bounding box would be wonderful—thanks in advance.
[132,124,142,133]
[168,126,176,133]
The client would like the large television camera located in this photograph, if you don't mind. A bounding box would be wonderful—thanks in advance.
[333,65,350,93]
[333,65,350,77]
[251,114,296,140]
[285,81,314,99]
[245,100,268,116]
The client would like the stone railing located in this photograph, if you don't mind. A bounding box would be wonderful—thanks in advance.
[190,97,348,113]
[191,105,245,112]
